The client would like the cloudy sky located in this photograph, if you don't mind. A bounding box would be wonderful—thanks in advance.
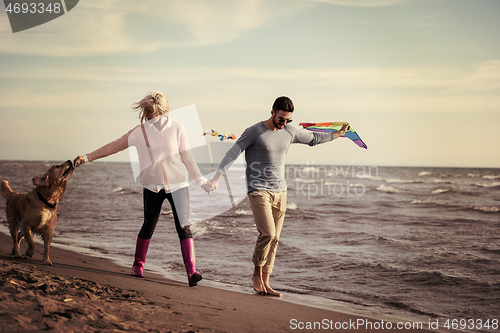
[0,0,499,168]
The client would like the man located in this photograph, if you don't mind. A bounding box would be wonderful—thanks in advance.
[205,96,349,297]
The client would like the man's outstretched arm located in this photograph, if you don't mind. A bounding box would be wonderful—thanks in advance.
[292,123,350,146]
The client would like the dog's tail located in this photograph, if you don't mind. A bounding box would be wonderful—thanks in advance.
[1,180,18,201]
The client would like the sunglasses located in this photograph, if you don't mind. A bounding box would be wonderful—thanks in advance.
[276,117,293,124]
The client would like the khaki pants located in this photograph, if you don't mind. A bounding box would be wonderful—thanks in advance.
[248,191,287,274]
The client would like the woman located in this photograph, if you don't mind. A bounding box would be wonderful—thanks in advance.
[74,91,208,287]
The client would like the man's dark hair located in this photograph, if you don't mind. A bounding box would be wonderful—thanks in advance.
[272,96,294,113]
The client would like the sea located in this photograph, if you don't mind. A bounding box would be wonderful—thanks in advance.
[1,160,499,332]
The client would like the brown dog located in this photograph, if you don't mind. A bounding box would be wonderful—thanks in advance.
[1,160,74,265]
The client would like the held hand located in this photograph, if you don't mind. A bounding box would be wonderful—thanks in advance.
[203,179,220,194]
[203,173,223,194]
[73,156,85,168]
[339,123,350,136]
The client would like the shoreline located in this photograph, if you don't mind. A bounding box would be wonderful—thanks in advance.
[0,231,443,332]
[0,225,436,326]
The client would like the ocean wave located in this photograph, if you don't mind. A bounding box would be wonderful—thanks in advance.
[111,186,142,195]
[432,179,454,184]
[287,202,298,210]
[192,225,210,237]
[299,215,320,220]
[234,209,253,216]
[401,270,460,286]
[378,202,408,209]
[191,220,228,237]
[461,172,499,179]
[323,262,406,279]
[375,236,394,243]
[399,270,500,295]
[355,174,383,181]
[191,219,257,237]
[480,247,500,255]
[474,182,500,188]
[483,175,500,179]
[383,301,439,317]
[411,200,500,214]
[469,206,500,213]
[432,188,452,194]
[410,200,429,205]
[376,185,406,193]
[447,218,479,224]
[418,171,433,177]
[410,200,459,209]
[277,287,313,295]
[467,173,482,178]
[385,178,423,184]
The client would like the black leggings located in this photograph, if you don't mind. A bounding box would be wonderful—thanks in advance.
[138,187,192,241]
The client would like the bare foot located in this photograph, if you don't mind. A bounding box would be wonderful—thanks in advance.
[263,284,282,297]
[252,275,266,295]
[262,272,282,297]
[252,266,266,295]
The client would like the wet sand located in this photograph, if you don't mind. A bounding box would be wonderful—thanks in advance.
[0,232,438,332]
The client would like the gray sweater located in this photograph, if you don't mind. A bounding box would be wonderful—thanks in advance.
[217,121,334,193]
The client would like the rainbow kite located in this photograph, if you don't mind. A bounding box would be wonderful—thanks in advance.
[300,122,367,149]
[203,129,237,141]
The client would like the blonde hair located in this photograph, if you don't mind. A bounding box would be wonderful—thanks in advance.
[133,91,169,123]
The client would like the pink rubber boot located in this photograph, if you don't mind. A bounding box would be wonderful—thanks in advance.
[180,238,202,287]
[131,236,150,278]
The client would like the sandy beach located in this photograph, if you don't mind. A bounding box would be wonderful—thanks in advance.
[0,231,440,333]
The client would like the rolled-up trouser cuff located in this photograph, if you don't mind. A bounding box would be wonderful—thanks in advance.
[252,256,266,267]
[252,257,274,274]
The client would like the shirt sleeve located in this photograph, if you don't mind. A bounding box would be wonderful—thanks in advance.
[290,126,334,146]
[216,124,259,174]
[86,128,134,162]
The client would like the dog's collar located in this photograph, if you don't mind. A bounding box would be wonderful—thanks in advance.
[36,191,56,209]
